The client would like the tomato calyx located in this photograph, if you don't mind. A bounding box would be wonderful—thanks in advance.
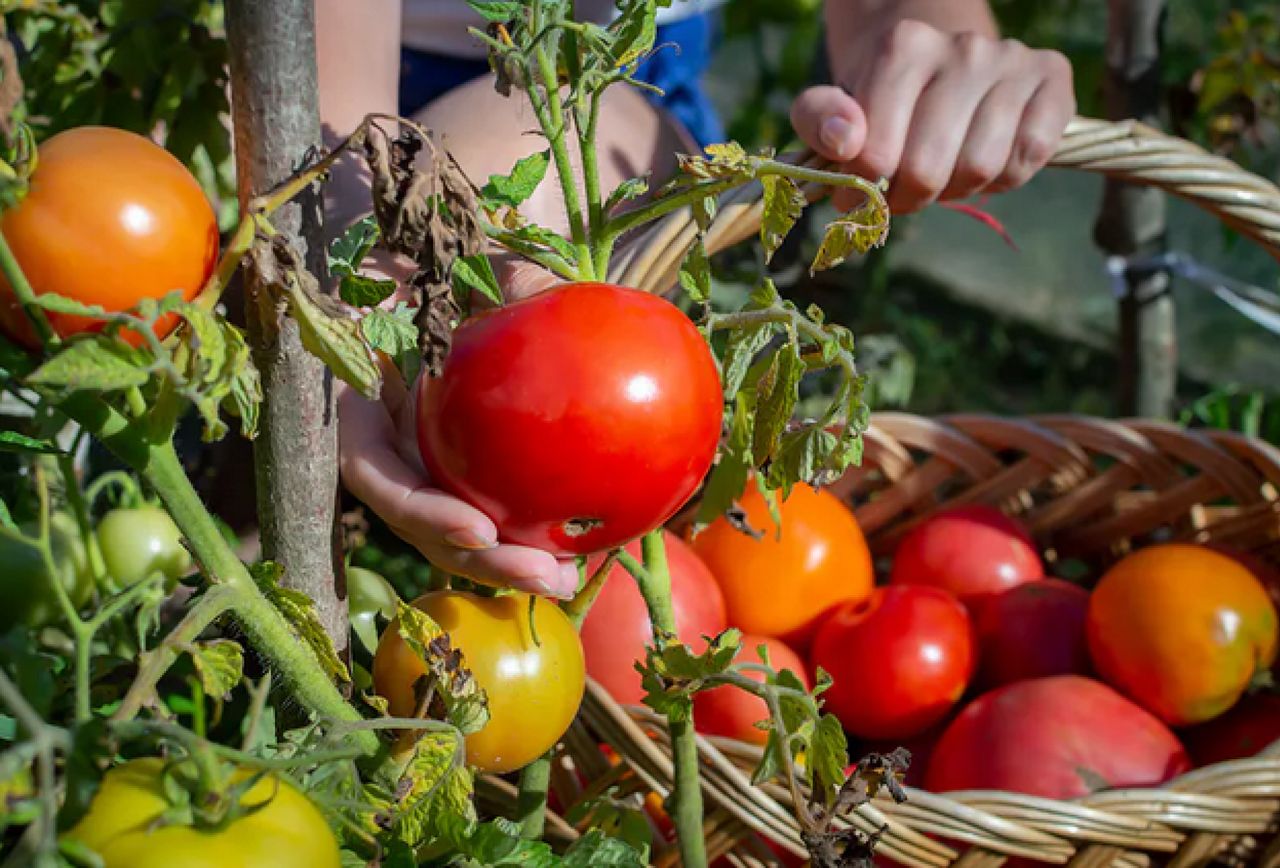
[143,752,281,834]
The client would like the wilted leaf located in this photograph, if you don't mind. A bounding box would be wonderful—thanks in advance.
[393,728,474,847]
[187,639,244,699]
[760,175,805,263]
[28,338,151,392]
[250,561,351,685]
[396,601,490,735]
[811,197,890,274]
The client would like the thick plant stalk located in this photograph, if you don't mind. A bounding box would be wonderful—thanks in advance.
[636,531,708,868]
[225,0,348,649]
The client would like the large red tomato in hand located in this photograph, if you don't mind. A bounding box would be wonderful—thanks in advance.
[1180,693,1280,767]
[689,483,874,645]
[925,676,1191,798]
[1087,544,1278,726]
[975,578,1090,688]
[889,504,1042,609]
[417,283,721,556]
[0,127,218,346]
[810,585,975,740]
[693,634,809,745]
[580,531,727,704]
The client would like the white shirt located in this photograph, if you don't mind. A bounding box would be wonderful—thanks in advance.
[402,0,727,58]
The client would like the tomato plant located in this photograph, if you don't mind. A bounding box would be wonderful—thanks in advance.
[0,126,218,345]
[974,578,1090,688]
[693,635,808,745]
[63,758,342,868]
[418,282,722,557]
[347,565,399,653]
[581,530,727,705]
[97,505,192,590]
[925,676,1191,798]
[1087,544,1279,725]
[373,590,586,774]
[889,504,1042,609]
[0,512,92,630]
[810,585,975,740]
[1180,692,1280,766]
[689,483,874,644]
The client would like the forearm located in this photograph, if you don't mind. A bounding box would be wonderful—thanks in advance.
[825,0,999,61]
[315,0,402,233]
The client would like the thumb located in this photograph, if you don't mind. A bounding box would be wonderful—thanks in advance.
[790,86,867,162]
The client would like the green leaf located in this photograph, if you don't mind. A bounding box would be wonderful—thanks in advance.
[250,562,351,685]
[677,239,711,304]
[186,639,244,700]
[639,629,740,722]
[361,302,420,385]
[720,321,774,400]
[393,729,474,847]
[395,601,491,736]
[692,394,753,529]
[760,175,805,264]
[766,428,839,497]
[32,294,109,319]
[221,326,262,440]
[808,712,849,799]
[608,0,657,68]
[0,431,62,455]
[338,273,398,308]
[467,0,524,22]
[604,176,649,214]
[328,216,382,275]
[507,223,579,263]
[752,342,803,466]
[451,253,504,308]
[810,196,890,273]
[27,339,150,392]
[563,830,648,867]
[481,150,550,210]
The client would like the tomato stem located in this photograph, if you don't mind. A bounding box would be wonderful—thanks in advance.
[514,750,554,839]
[635,529,708,868]
[563,550,618,629]
[56,453,107,587]
[0,229,58,351]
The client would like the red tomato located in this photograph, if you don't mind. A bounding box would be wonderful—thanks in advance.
[925,676,1191,798]
[889,505,1043,609]
[693,634,809,745]
[974,578,1090,688]
[1180,693,1280,767]
[688,483,875,645]
[580,531,727,705]
[810,585,975,740]
[0,127,218,346]
[1086,544,1279,726]
[417,283,721,556]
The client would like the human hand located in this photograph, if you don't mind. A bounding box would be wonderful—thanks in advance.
[337,261,576,598]
[791,19,1075,214]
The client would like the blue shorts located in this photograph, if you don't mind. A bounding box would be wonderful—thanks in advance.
[398,13,723,147]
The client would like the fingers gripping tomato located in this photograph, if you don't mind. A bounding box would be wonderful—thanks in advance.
[97,505,192,591]
[693,634,809,745]
[0,127,219,345]
[0,513,93,630]
[689,483,874,644]
[581,531,727,705]
[1086,544,1279,725]
[417,282,722,556]
[373,590,586,773]
[63,758,341,868]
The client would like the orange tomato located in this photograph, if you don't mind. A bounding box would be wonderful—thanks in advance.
[688,484,874,644]
[0,127,218,346]
[1087,544,1279,726]
[693,634,809,745]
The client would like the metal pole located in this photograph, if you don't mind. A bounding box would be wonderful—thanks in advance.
[226,0,347,649]
[1095,0,1175,419]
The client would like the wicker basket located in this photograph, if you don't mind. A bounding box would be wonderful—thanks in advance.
[483,116,1280,867]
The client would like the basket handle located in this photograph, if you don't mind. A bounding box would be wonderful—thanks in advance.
[607,115,1280,294]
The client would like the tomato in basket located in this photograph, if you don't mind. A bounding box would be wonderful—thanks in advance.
[925,676,1191,798]
[693,634,809,745]
[1086,543,1278,726]
[974,578,1090,688]
[889,504,1043,610]
[1179,692,1280,767]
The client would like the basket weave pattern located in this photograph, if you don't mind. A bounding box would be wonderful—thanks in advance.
[485,118,1280,867]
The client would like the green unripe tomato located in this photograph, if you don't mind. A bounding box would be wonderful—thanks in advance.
[97,506,191,590]
[348,566,398,653]
[0,513,93,630]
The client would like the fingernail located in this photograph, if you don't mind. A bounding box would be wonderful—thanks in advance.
[444,528,497,550]
[820,116,855,159]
